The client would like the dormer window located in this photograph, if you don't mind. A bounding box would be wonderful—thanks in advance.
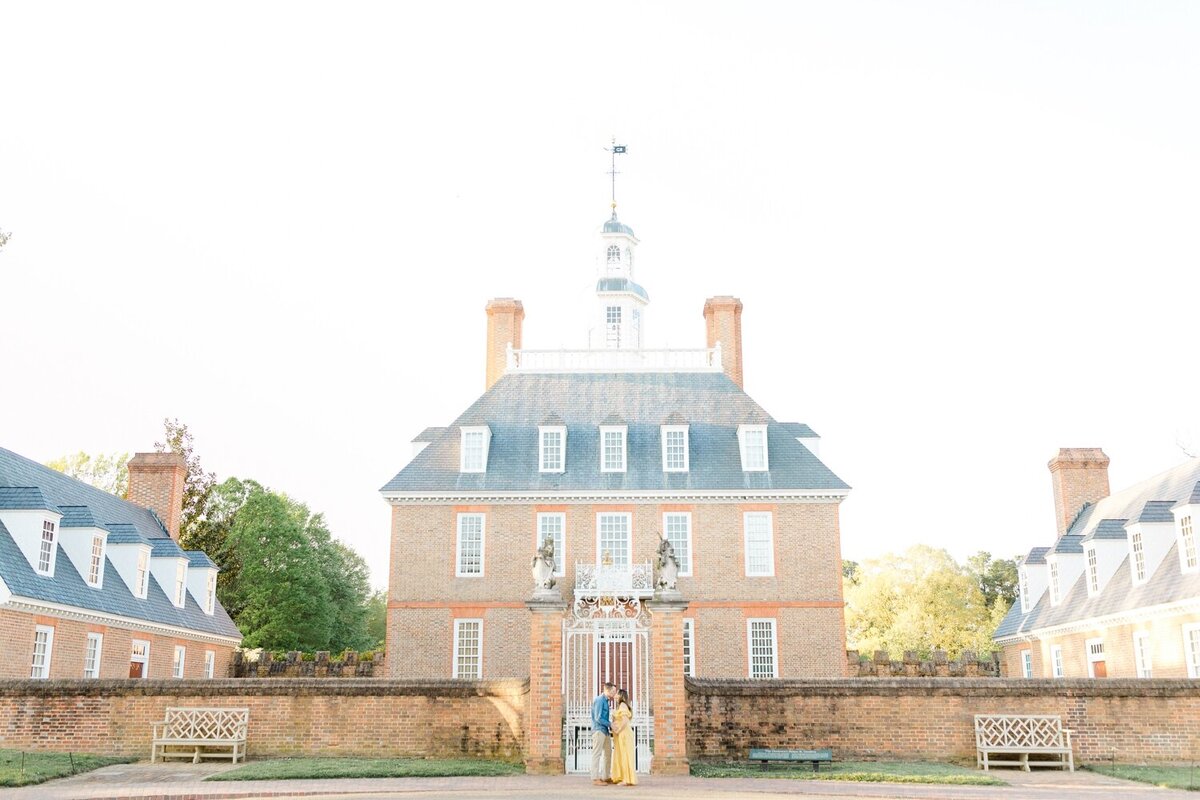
[1130,530,1147,585]
[1180,515,1197,572]
[459,426,491,473]
[539,426,566,473]
[205,570,217,614]
[37,519,57,576]
[174,561,187,607]
[662,425,689,472]
[87,533,105,588]
[606,244,620,263]
[1018,568,1030,613]
[600,425,627,473]
[1048,560,1061,606]
[1085,546,1099,596]
[738,425,768,472]
[135,547,150,599]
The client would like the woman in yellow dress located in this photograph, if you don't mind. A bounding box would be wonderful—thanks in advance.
[609,689,638,786]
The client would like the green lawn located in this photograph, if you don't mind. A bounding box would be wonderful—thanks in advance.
[207,757,525,781]
[0,749,134,787]
[691,760,1005,785]
[1087,764,1200,791]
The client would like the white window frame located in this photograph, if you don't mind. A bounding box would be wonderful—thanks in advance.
[1132,631,1152,678]
[661,425,689,473]
[459,426,490,473]
[1085,546,1099,597]
[1050,644,1064,678]
[596,512,632,567]
[204,650,216,679]
[30,625,54,679]
[538,426,566,474]
[1085,637,1105,678]
[1018,568,1030,613]
[682,618,696,677]
[205,571,217,615]
[1179,514,1197,573]
[746,618,778,679]
[599,425,627,473]
[1183,623,1200,679]
[135,547,150,599]
[738,424,769,472]
[172,645,186,679]
[452,618,483,679]
[537,512,566,577]
[1130,529,1147,586]
[37,519,57,576]
[743,512,775,577]
[455,513,485,577]
[1048,559,1061,606]
[87,533,105,588]
[84,632,103,678]
[130,639,151,679]
[662,512,693,576]
[1021,649,1032,678]
[173,560,187,608]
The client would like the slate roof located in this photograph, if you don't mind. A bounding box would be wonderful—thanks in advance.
[1051,534,1084,554]
[1134,500,1177,524]
[1020,546,1050,566]
[1081,519,1128,542]
[782,422,819,439]
[0,487,57,512]
[57,505,110,530]
[382,371,850,495]
[595,277,649,303]
[995,458,1200,640]
[0,446,240,639]
[602,213,635,237]
[1174,481,1200,510]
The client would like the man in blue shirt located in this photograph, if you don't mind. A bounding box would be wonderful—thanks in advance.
[590,682,617,785]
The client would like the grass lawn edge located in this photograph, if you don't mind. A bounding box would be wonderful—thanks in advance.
[206,757,525,782]
[0,749,135,788]
[690,760,1005,786]
[1085,764,1200,792]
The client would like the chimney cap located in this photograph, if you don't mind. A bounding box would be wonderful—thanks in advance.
[128,452,187,469]
[1048,447,1109,470]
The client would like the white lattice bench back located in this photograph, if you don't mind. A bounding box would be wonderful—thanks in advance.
[151,707,249,765]
[974,714,1073,772]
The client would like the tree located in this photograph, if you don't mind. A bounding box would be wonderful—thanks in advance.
[0,229,10,250]
[46,451,130,496]
[966,551,1019,609]
[844,545,999,659]
[364,590,387,650]
[181,477,263,620]
[155,418,216,543]
[842,560,860,584]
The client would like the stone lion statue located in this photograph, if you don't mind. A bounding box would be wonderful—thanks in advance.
[531,536,557,590]
[655,535,679,591]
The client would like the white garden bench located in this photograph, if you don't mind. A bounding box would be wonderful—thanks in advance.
[974,714,1074,772]
[151,707,249,764]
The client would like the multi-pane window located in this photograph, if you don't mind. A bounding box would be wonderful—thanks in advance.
[1185,625,1200,679]
[204,650,216,679]
[1133,632,1152,678]
[38,519,56,574]
[1181,516,1197,571]
[605,306,622,348]
[601,427,626,472]
[456,514,485,576]
[30,625,54,679]
[663,513,692,575]
[206,571,217,614]
[460,429,487,473]
[1048,561,1061,605]
[453,619,482,679]
[1021,650,1032,678]
[174,561,187,607]
[537,513,565,576]
[135,548,150,598]
[739,426,768,471]
[539,427,565,473]
[84,633,103,678]
[662,426,688,472]
[597,513,631,567]
[1018,570,1031,612]
[1131,531,1147,583]
[747,619,777,679]
[1085,547,1099,595]
[682,618,696,677]
[1051,645,1064,678]
[173,645,186,679]
[606,244,620,263]
[87,534,105,586]
[743,512,774,576]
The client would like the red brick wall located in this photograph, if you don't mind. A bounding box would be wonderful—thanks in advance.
[0,679,527,761]
[687,678,1200,764]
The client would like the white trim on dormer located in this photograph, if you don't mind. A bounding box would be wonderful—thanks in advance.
[538,426,566,473]
[738,425,768,472]
[661,425,689,473]
[1174,506,1198,574]
[600,425,627,473]
[459,426,491,473]
[59,526,108,590]
[0,509,64,578]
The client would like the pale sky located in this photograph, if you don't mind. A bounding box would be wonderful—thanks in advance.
[2,2,1197,589]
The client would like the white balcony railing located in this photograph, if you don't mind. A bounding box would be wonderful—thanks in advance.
[575,561,655,598]
[507,343,722,374]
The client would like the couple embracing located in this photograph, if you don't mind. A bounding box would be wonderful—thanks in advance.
[590,682,637,786]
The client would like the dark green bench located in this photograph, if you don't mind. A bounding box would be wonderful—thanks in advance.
[748,748,833,772]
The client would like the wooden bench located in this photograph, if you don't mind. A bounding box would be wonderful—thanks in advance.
[151,707,249,764]
[749,748,833,772]
[974,714,1073,772]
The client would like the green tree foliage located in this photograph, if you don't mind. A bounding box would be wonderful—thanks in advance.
[842,560,860,584]
[966,551,1019,609]
[181,477,262,620]
[364,590,387,650]
[844,545,1003,659]
[155,418,216,543]
[45,451,130,496]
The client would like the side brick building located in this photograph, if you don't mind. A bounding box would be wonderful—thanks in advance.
[0,447,242,679]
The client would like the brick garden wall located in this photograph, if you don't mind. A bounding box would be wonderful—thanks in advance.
[687,677,1200,764]
[0,679,526,762]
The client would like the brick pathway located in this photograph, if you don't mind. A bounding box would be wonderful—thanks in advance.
[0,764,1192,800]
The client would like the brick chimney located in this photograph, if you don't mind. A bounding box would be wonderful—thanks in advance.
[703,295,744,388]
[1048,448,1110,536]
[126,452,188,540]
[485,298,524,391]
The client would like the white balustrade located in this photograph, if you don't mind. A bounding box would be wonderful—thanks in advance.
[507,343,722,374]
[575,561,655,598]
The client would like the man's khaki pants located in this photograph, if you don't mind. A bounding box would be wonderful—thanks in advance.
[590,730,611,780]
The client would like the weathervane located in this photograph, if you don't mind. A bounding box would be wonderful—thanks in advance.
[604,137,627,211]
